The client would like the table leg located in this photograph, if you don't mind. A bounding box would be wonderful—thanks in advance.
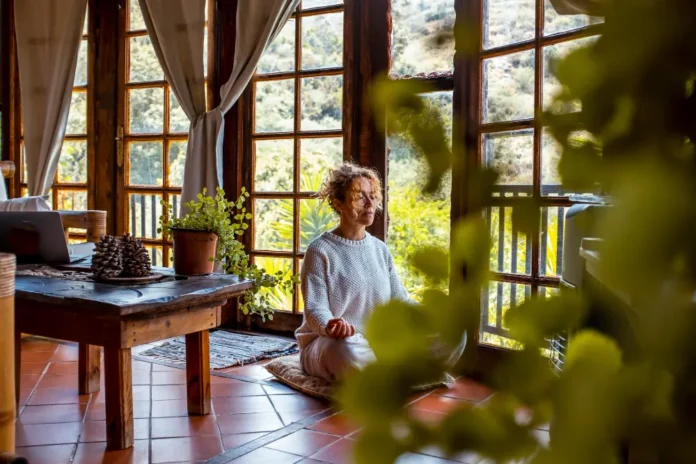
[185,330,211,415]
[104,347,133,450]
[78,344,101,394]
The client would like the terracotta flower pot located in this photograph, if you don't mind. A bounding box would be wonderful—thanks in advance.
[171,228,218,276]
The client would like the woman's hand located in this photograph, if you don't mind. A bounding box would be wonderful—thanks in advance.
[326,318,355,339]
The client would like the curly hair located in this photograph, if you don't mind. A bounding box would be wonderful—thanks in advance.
[318,162,384,214]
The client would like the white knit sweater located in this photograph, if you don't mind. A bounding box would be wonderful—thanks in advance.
[295,231,410,349]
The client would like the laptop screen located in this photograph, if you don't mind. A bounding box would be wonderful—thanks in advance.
[0,212,71,264]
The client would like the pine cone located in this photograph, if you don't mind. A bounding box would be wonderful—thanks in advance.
[121,233,152,277]
[91,235,123,278]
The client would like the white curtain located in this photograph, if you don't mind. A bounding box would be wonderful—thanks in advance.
[140,0,300,209]
[14,0,87,196]
[549,0,603,15]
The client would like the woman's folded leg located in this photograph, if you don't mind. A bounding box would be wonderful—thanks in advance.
[300,331,466,382]
[300,334,376,382]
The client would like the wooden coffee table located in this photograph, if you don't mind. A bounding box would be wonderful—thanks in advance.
[14,270,252,450]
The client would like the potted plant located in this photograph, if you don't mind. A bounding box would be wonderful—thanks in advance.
[159,187,298,321]
[158,188,234,275]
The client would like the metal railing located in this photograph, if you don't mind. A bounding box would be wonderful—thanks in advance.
[129,194,180,267]
[482,184,566,339]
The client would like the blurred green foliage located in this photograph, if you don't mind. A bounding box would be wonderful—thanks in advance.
[340,0,696,462]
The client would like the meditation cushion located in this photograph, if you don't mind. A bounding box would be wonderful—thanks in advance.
[265,354,455,400]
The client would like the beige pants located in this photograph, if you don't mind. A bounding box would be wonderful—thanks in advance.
[300,333,467,382]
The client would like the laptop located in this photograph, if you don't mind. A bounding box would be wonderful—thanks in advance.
[0,211,94,264]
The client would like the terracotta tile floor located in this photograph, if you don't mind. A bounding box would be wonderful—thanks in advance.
[13,336,547,463]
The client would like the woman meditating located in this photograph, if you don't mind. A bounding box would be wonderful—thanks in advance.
[296,162,465,382]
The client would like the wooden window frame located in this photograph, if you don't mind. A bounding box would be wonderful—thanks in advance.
[115,0,215,266]
[246,2,347,316]
[456,0,603,347]
[1,0,17,196]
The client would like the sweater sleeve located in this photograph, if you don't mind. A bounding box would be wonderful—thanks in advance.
[301,247,334,336]
[386,247,416,304]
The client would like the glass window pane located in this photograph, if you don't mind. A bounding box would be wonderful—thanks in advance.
[543,37,597,113]
[128,193,163,239]
[542,128,562,194]
[66,91,87,135]
[544,0,603,36]
[387,92,453,300]
[74,40,88,87]
[483,50,535,123]
[483,129,534,188]
[301,76,342,131]
[164,247,174,267]
[258,19,296,74]
[540,206,567,276]
[56,189,87,211]
[297,257,305,312]
[480,310,526,349]
[299,199,338,252]
[152,246,165,267]
[83,7,89,36]
[169,92,190,133]
[254,139,294,192]
[488,206,530,275]
[480,281,528,349]
[387,92,453,191]
[541,128,597,196]
[57,140,88,184]
[390,0,455,76]
[168,194,183,220]
[147,245,165,268]
[484,0,535,50]
[254,256,294,311]
[300,137,343,191]
[129,36,164,83]
[129,87,164,134]
[168,141,187,188]
[128,141,163,186]
[255,80,295,134]
[20,143,26,183]
[302,13,343,70]
[129,0,146,31]
[302,0,342,9]
[254,199,293,251]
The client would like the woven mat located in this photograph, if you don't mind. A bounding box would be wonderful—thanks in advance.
[138,330,299,370]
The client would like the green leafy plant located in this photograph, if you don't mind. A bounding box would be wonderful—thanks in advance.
[339,1,696,462]
[269,172,339,251]
[158,187,298,321]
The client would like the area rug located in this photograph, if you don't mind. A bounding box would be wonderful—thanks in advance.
[137,330,298,370]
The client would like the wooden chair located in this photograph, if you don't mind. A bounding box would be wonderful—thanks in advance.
[2,160,108,395]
